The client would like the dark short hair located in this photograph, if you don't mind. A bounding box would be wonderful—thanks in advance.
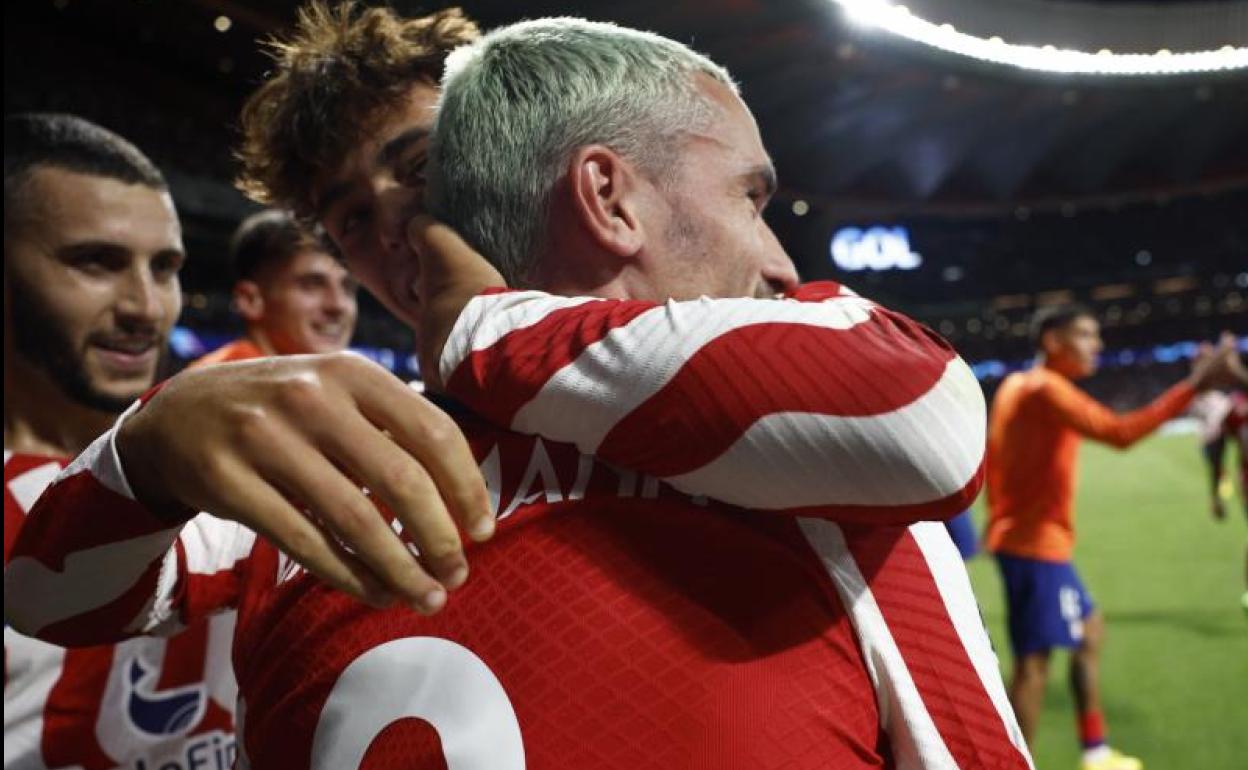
[4,113,167,221]
[1030,304,1095,347]
[229,208,326,282]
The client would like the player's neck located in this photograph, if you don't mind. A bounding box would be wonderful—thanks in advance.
[1037,355,1076,381]
[245,327,279,356]
[3,354,115,458]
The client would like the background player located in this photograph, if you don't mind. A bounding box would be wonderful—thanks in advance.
[3,112,236,769]
[191,208,357,366]
[985,304,1232,770]
[1190,341,1248,614]
[945,508,980,559]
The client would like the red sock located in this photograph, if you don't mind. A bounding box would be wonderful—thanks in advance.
[1079,710,1106,749]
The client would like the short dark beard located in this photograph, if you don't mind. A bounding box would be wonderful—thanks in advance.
[9,278,141,414]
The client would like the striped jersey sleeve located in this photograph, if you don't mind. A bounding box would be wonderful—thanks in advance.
[440,282,986,524]
[801,519,1033,768]
[4,400,256,648]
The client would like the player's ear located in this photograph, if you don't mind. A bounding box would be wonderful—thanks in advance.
[1044,327,1080,366]
[232,280,265,323]
[1037,326,1060,355]
[567,145,645,260]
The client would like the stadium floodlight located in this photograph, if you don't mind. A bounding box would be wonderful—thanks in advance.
[830,0,1248,75]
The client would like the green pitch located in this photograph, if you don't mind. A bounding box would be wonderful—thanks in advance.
[967,433,1248,769]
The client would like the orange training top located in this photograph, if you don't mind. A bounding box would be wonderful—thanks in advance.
[187,338,265,368]
[985,365,1194,562]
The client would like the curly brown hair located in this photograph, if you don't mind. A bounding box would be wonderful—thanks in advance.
[236,2,478,217]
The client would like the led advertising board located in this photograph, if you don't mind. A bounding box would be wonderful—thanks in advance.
[830,226,923,272]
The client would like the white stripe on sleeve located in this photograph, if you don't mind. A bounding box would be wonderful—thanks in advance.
[797,518,958,770]
[510,294,877,452]
[439,292,602,385]
[5,527,182,636]
[909,523,1034,768]
[664,358,984,508]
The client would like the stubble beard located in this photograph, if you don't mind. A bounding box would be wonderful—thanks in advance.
[9,284,148,414]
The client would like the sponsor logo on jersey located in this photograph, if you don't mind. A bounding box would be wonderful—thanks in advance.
[126,655,208,737]
[131,729,236,770]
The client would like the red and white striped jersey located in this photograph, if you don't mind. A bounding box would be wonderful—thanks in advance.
[6,283,1031,769]
[1231,391,1248,467]
[4,451,237,770]
[441,283,986,522]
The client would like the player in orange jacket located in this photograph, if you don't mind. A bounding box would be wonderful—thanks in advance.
[985,304,1233,770]
[191,209,357,367]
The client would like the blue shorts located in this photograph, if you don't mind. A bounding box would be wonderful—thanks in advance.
[995,554,1096,657]
[944,509,980,559]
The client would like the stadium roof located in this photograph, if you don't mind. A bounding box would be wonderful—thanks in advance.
[6,0,1247,216]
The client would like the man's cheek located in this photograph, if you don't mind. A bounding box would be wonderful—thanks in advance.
[160,300,181,334]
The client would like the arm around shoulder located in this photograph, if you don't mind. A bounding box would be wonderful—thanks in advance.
[439,283,986,523]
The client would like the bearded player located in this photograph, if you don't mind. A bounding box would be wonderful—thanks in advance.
[9,10,1030,767]
[4,113,236,769]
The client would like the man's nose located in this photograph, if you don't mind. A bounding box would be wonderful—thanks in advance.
[376,180,420,260]
[116,267,164,323]
[762,248,801,295]
[323,284,352,316]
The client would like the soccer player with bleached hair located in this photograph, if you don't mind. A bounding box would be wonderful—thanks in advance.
[10,7,1029,767]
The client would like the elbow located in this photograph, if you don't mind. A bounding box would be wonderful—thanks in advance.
[944,461,986,520]
[3,581,43,639]
[893,358,987,521]
[894,454,985,524]
[4,613,39,639]
[2,592,123,647]
[3,561,92,646]
[858,389,985,524]
[1106,434,1138,451]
